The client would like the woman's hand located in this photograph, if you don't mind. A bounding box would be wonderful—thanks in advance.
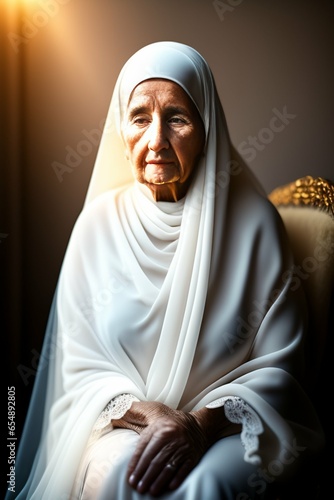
[112,401,241,496]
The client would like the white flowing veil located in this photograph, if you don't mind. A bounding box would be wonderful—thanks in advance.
[11,40,235,498]
[8,42,324,500]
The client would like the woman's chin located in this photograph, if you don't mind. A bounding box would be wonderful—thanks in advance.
[144,164,180,186]
[146,182,181,202]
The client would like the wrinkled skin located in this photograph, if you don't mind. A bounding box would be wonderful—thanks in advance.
[122,79,205,202]
[112,401,241,496]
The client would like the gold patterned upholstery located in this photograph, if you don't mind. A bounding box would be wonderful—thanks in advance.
[268,176,334,386]
[268,176,334,500]
[269,175,334,218]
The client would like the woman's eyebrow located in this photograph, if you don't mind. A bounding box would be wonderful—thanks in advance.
[127,105,189,119]
[127,105,149,119]
[165,106,189,115]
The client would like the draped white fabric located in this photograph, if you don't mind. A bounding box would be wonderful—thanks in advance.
[11,42,324,500]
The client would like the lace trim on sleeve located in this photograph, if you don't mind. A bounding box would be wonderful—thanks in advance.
[206,396,263,465]
[93,393,140,432]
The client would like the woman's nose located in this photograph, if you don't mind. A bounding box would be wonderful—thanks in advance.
[148,119,169,151]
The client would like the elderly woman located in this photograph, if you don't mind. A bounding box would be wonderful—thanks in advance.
[10,42,324,499]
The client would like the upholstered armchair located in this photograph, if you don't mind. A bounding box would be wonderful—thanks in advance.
[268,175,334,499]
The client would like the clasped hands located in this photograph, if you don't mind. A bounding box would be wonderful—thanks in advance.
[111,400,239,496]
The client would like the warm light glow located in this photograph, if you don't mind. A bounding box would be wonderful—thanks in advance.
[1,0,102,90]
[3,0,39,5]
[46,12,104,93]
[2,0,41,17]
[11,0,40,4]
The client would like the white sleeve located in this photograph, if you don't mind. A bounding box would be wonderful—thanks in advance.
[206,396,263,465]
[93,393,140,433]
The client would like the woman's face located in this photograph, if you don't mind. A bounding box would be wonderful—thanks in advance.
[122,79,205,201]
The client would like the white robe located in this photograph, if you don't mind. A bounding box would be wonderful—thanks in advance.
[10,41,324,500]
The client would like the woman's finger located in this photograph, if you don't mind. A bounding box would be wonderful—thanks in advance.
[168,459,194,491]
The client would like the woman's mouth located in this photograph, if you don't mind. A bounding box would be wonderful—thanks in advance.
[145,162,180,185]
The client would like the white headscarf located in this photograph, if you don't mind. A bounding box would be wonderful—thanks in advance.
[11,41,324,500]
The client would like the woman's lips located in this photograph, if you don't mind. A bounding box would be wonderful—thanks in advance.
[145,163,180,185]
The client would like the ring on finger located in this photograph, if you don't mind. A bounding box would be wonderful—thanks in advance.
[165,462,177,471]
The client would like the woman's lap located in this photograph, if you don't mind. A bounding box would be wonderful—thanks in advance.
[73,429,278,500]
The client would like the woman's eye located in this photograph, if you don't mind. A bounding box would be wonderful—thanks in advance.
[133,117,148,125]
[169,117,185,124]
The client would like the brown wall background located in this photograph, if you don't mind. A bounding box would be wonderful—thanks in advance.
[1,0,333,441]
